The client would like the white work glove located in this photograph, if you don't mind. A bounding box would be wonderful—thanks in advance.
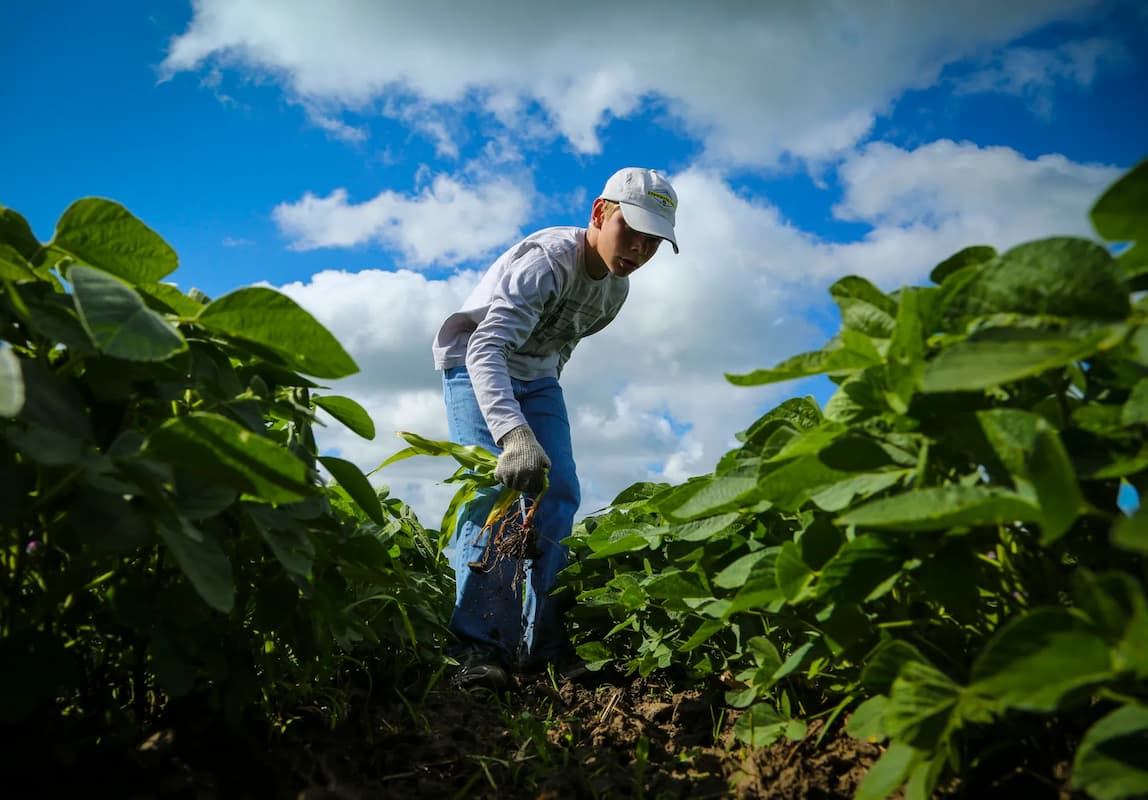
[494,424,551,494]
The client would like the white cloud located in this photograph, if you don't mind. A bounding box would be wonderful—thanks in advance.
[954,37,1129,115]
[829,140,1121,286]
[271,171,533,265]
[162,0,1102,166]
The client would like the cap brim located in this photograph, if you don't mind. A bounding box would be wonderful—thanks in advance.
[620,203,679,254]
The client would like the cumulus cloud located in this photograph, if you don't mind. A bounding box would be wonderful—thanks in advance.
[272,144,1117,525]
[271,172,533,265]
[161,0,1101,167]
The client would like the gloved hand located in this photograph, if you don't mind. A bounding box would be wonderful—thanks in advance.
[494,424,551,494]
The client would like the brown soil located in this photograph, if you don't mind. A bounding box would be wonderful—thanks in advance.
[5,668,1079,799]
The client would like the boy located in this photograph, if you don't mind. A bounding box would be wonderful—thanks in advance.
[431,167,680,688]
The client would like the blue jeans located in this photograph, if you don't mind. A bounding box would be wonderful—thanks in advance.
[441,366,580,668]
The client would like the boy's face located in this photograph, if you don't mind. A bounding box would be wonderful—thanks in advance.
[593,199,662,277]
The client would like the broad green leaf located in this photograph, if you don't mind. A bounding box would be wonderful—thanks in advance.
[657,468,759,521]
[970,608,1112,711]
[733,702,788,747]
[809,470,907,513]
[1092,157,1148,243]
[885,288,926,411]
[138,282,207,318]
[149,630,197,698]
[69,265,187,361]
[816,535,905,604]
[680,619,725,652]
[0,205,42,260]
[1072,704,1148,800]
[197,287,358,379]
[929,244,996,285]
[758,455,850,511]
[714,549,772,589]
[0,348,24,417]
[885,661,962,749]
[1029,426,1084,543]
[314,395,376,440]
[1112,507,1148,555]
[855,742,920,800]
[838,485,1040,531]
[50,198,178,283]
[1121,378,1148,426]
[845,696,889,742]
[574,641,614,671]
[144,412,317,504]
[643,569,708,600]
[666,512,740,542]
[945,237,1129,321]
[0,243,39,281]
[861,640,929,694]
[726,341,881,387]
[823,368,887,423]
[377,431,497,473]
[319,456,385,526]
[155,515,235,613]
[586,531,651,558]
[922,326,1111,392]
[914,540,978,619]
[776,541,813,601]
[830,276,897,338]
[740,396,823,445]
[244,506,314,577]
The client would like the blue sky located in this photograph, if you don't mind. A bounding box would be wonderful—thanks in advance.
[2,1,1145,522]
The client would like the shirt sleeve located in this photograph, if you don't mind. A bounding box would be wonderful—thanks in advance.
[465,243,562,443]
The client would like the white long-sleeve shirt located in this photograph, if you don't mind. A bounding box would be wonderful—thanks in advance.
[432,226,629,443]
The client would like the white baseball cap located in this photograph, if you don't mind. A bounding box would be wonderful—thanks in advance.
[600,167,679,254]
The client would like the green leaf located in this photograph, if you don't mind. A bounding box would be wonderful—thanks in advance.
[776,541,813,601]
[830,276,897,338]
[138,282,208,318]
[144,412,317,504]
[1121,379,1148,426]
[1029,425,1084,543]
[970,608,1112,712]
[855,742,920,800]
[319,456,385,526]
[1092,157,1148,243]
[885,661,962,749]
[377,431,497,473]
[846,696,889,742]
[0,348,24,417]
[945,237,1129,321]
[816,535,905,604]
[1112,507,1148,555]
[69,265,187,361]
[666,512,740,542]
[715,549,772,590]
[314,395,376,440]
[155,516,235,613]
[197,287,358,379]
[0,205,42,261]
[861,640,929,694]
[1072,704,1148,800]
[921,326,1111,392]
[733,702,789,747]
[50,198,178,283]
[0,243,39,281]
[657,468,760,521]
[643,570,709,600]
[930,245,997,285]
[885,288,926,411]
[726,341,881,387]
[838,485,1040,532]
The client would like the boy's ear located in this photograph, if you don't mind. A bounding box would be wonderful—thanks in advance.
[589,197,606,228]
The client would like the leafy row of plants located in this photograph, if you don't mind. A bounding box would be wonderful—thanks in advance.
[0,198,453,737]
[558,160,1148,798]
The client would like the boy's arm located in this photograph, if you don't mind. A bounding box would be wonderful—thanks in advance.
[464,245,560,444]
